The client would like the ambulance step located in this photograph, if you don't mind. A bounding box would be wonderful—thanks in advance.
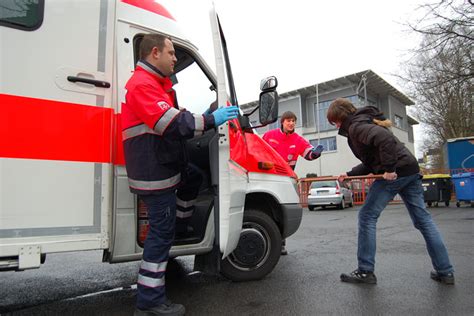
[0,257,19,271]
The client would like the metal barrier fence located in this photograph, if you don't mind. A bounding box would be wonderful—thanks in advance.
[298,175,386,207]
[298,168,474,207]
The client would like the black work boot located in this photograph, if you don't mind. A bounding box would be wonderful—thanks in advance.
[134,301,185,316]
[430,271,455,285]
[340,269,377,284]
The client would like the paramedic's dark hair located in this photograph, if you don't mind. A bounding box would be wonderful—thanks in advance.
[280,111,297,124]
[139,34,172,60]
[327,98,357,125]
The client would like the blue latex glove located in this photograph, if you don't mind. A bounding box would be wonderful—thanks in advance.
[311,145,324,159]
[212,105,239,126]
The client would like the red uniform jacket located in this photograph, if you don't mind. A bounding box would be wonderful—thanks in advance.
[263,128,315,169]
[121,61,214,194]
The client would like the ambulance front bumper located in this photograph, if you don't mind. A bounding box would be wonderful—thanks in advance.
[281,203,303,238]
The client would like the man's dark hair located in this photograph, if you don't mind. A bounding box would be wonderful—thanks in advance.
[280,111,297,124]
[139,34,172,60]
[327,98,357,125]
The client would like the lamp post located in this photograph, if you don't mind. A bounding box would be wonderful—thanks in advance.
[315,84,322,176]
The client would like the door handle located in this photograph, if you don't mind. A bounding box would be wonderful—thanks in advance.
[67,76,111,88]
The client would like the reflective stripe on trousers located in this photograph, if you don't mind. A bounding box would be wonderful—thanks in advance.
[176,164,203,233]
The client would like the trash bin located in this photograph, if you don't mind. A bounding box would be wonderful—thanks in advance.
[421,174,452,207]
[452,172,474,207]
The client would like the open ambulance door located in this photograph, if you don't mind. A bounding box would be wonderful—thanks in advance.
[209,7,248,258]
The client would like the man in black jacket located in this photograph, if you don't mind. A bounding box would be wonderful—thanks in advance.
[327,98,454,285]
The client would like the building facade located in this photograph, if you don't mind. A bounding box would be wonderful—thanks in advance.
[242,70,418,178]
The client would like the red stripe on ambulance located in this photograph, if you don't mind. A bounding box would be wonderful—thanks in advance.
[0,93,114,163]
[121,0,175,20]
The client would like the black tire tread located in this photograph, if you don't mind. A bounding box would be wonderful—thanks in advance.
[220,210,282,281]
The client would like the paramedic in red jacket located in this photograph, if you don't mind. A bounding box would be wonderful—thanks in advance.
[122,34,238,316]
[262,111,323,255]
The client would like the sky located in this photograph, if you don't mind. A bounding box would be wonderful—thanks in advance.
[158,0,428,154]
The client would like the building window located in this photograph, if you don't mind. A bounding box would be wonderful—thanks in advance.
[0,0,44,31]
[394,115,403,129]
[314,100,334,132]
[313,95,376,132]
[310,137,337,152]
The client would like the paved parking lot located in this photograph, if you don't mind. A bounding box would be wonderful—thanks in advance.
[2,204,473,315]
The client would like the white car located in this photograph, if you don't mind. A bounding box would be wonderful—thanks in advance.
[307,180,354,210]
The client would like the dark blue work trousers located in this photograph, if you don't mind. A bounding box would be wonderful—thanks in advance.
[136,164,203,309]
[136,191,176,309]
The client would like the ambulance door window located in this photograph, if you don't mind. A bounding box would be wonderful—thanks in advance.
[0,0,44,31]
[171,56,216,115]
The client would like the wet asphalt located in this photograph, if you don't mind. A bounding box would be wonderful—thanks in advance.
[1,204,473,315]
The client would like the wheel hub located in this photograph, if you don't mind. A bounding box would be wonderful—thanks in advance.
[231,228,267,267]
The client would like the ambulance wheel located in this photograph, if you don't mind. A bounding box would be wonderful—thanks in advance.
[220,210,282,281]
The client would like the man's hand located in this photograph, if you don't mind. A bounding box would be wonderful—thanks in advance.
[212,105,239,126]
[311,145,324,159]
[383,171,398,181]
[338,173,348,183]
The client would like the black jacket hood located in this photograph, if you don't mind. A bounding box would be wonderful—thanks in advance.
[339,106,387,137]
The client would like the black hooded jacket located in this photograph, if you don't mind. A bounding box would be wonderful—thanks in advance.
[338,106,419,177]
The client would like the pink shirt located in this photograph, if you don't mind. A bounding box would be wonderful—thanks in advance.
[262,128,313,168]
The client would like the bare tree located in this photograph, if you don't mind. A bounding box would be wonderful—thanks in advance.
[400,0,473,168]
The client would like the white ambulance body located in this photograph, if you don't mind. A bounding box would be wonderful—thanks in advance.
[0,0,302,281]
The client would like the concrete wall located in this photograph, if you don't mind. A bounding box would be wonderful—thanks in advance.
[392,127,415,156]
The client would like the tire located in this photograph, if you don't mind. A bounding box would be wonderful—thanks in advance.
[308,205,315,211]
[427,202,432,207]
[220,210,282,281]
[338,198,345,210]
[456,202,460,207]
[445,201,450,207]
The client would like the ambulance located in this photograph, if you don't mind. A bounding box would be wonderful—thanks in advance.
[0,0,302,281]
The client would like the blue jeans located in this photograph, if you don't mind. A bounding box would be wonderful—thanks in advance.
[357,173,453,274]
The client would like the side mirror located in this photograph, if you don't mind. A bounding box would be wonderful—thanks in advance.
[260,76,278,92]
[241,76,279,130]
[259,90,278,125]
